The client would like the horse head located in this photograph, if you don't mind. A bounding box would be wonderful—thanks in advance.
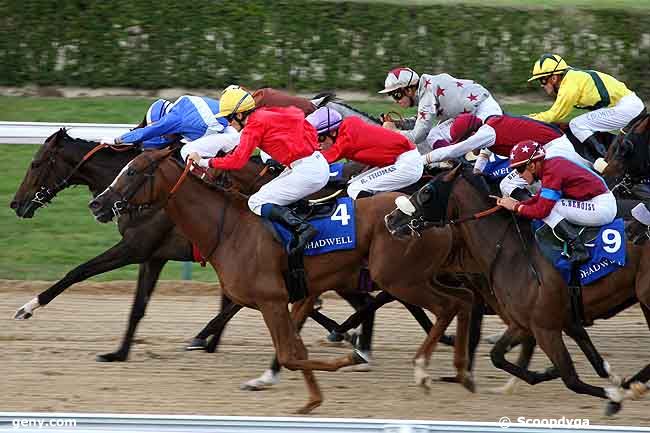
[385,164,462,238]
[10,129,136,218]
[601,113,650,194]
[89,148,176,223]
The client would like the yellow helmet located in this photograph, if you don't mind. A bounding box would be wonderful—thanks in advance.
[527,54,569,82]
[215,86,256,118]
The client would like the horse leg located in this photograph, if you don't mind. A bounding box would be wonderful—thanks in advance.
[15,239,139,319]
[532,327,616,408]
[490,326,559,385]
[187,296,243,352]
[337,292,375,371]
[440,302,476,392]
[240,297,317,391]
[96,259,166,362]
[565,322,622,386]
[489,335,536,395]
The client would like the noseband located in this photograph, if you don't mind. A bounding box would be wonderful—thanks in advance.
[108,152,159,219]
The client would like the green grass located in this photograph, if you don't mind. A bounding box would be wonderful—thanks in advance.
[349,0,650,9]
[0,96,549,281]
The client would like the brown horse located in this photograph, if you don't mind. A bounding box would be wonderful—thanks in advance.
[88,148,476,413]
[385,165,650,415]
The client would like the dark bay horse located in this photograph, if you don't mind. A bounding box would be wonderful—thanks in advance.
[88,148,477,413]
[385,165,650,415]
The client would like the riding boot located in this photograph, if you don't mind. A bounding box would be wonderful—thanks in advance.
[265,204,318,255]
[509,187,532,202]
[552,219,590,264]
[583,134,607,160]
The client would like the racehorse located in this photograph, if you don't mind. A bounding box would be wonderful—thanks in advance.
[385,164,650,415]
[10,128,441,368]
[88,148,477,413]
[9,129,374,360]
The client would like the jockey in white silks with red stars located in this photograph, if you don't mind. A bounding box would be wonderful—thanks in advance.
[188,86,329,255]
[100,96,239,160]
[378,67,503,157]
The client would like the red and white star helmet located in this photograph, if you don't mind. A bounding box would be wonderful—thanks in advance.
[378,67,420,94]
[509,140,545,169]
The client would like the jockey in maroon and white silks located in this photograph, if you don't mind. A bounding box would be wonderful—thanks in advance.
[379,67,502,154]
[306,107,423,199]
[420,113,586,196]
[506,140,616,229]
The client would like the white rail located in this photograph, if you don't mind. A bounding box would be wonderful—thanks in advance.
[0,413,648,433]
[0,121,134,144]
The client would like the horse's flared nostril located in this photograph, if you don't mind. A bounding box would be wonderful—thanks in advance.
[9,200,18,210]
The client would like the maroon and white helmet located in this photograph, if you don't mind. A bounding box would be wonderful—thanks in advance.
[378,67,420,94]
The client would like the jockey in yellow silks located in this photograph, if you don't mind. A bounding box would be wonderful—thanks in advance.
[527,53,645,165]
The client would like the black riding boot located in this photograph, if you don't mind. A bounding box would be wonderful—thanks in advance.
[509,187,532,202]
[583,134,607,159]
[266,204,318,255]
[553,219,590,264]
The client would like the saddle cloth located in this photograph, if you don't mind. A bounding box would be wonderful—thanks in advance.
[534,218,626,286]
[271,197,356,256]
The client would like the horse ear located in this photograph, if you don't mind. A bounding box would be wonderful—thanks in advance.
[441,163,462,182]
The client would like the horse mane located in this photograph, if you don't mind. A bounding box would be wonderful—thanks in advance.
[327,100,381,124]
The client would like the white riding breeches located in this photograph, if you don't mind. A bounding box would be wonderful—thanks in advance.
[347,149,424,200]
[248,151,330,215]
[543,191,617,229]
[569,93,645,142]
[499,135,589,196]
[180,126,240,161]
[421,95,503,154]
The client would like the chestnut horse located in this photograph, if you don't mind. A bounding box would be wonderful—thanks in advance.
[88,148,476,413]
[9,129,376,362]
[385,165,650,415]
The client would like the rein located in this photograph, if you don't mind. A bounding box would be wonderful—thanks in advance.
[33,142,133,207]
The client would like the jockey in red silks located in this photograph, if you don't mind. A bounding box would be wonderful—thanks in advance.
[306,107,423,199]
[421,113,595,201]
[496,139,617,263]
[189,86,329,255]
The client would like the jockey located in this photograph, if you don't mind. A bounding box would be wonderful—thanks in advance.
[378,67,502,154]
[527,53,646,163]
[183,86,318,170]
[101,96,231,150]
[306,107,423,199]
[496,139,617,263]
[188,86,329,255]
[421,113,583,200]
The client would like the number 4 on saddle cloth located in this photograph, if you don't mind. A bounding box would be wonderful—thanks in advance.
[270,197,356,256]
[534,218,626,286]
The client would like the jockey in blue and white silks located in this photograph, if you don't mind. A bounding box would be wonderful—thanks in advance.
[101,95,231,150]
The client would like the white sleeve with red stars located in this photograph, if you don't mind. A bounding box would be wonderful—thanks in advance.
[423,124,496,163]
[399,74,438,144]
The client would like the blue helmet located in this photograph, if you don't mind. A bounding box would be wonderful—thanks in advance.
[145,98,173,125]
[306,107,343,135]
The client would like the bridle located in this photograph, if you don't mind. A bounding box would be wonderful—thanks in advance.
[107,151,160,219]
[31,139,132,208]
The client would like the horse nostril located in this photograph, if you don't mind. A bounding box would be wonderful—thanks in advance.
[9,200,18,210]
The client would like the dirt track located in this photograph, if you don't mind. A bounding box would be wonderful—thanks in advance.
[1,279,649,426]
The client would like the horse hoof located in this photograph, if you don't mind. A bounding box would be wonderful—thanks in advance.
[295,400,321,414]
[351,349,369,365]
[605,401,622,416]
[96,352,127,362]
[185,338,208,351]
[439,375,460,383]
[206,337,219,353]
[14,308,32,320]
[240,370,279,391]
[462,376,476,393]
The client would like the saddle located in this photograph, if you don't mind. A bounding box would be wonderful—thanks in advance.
[288,198,339,221]
[535,222,600,255]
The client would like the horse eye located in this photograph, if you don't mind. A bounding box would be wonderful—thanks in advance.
[127,168,136,176]
[31,161,41,169]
